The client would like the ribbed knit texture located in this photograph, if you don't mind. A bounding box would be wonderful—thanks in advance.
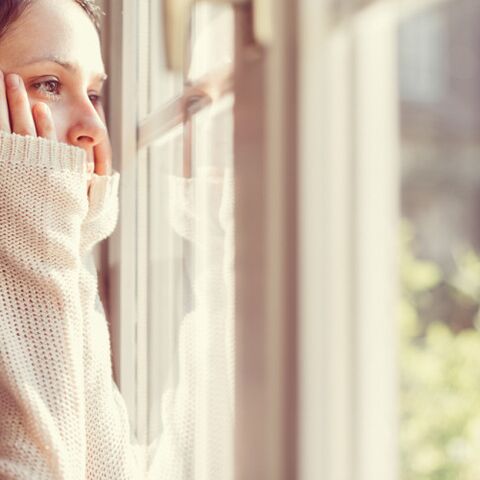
[0,131,144,479]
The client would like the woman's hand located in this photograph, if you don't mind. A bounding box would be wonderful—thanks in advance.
[0,69,113,190]
[0,70,56,140]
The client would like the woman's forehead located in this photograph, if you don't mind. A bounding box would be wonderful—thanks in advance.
[0,0,104,76]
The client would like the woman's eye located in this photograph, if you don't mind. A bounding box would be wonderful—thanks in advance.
[89,93,103,105]
[30,80,102,105]
[31,79,61,99]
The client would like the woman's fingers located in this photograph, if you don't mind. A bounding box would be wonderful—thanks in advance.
[0,71,11,133]
[0,70,57,141]
[5,73,36,137]
[93,104,112,175]
[93,133,112,176]
[32,102,57,141]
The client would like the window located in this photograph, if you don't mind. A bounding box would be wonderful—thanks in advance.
[103,0,298,476]
[104,1,239,477]
[299,1,480,479]
[97,0,479,478]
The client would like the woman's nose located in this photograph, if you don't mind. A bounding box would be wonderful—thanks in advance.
[66,102,107,149]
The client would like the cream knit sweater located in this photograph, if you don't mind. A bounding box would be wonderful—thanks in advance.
[0,131,235,480]
[0,131,145,479]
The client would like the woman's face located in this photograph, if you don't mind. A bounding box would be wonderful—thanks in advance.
[0,0,107,161]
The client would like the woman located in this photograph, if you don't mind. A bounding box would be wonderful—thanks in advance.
[0,0,148,478]
[0,1,235,478]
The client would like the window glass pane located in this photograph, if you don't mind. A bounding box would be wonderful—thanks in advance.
[147,125,184,444]
[143,4,235,478]
[149,0,184,112]
[186,91,235,479]
[188,3,234,82]
[146,101,235,478]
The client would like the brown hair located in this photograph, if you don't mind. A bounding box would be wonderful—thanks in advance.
[0,0,104,40]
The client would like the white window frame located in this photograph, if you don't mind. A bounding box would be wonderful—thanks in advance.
[104,0,139,424]
[299,1,401,478]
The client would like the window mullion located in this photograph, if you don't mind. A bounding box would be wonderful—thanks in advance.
[138,65,234,150]
[106,0,140,424]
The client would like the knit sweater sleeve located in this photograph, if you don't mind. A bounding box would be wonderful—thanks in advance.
[78,172,148,479]
[0,131,90,479]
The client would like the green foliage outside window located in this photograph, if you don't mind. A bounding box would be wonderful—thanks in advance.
[400,222,480,479]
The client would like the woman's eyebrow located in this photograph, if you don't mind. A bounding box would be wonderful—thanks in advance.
[16,55,108,82]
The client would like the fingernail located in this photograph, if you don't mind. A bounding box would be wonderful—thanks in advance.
[6,74,19,89]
